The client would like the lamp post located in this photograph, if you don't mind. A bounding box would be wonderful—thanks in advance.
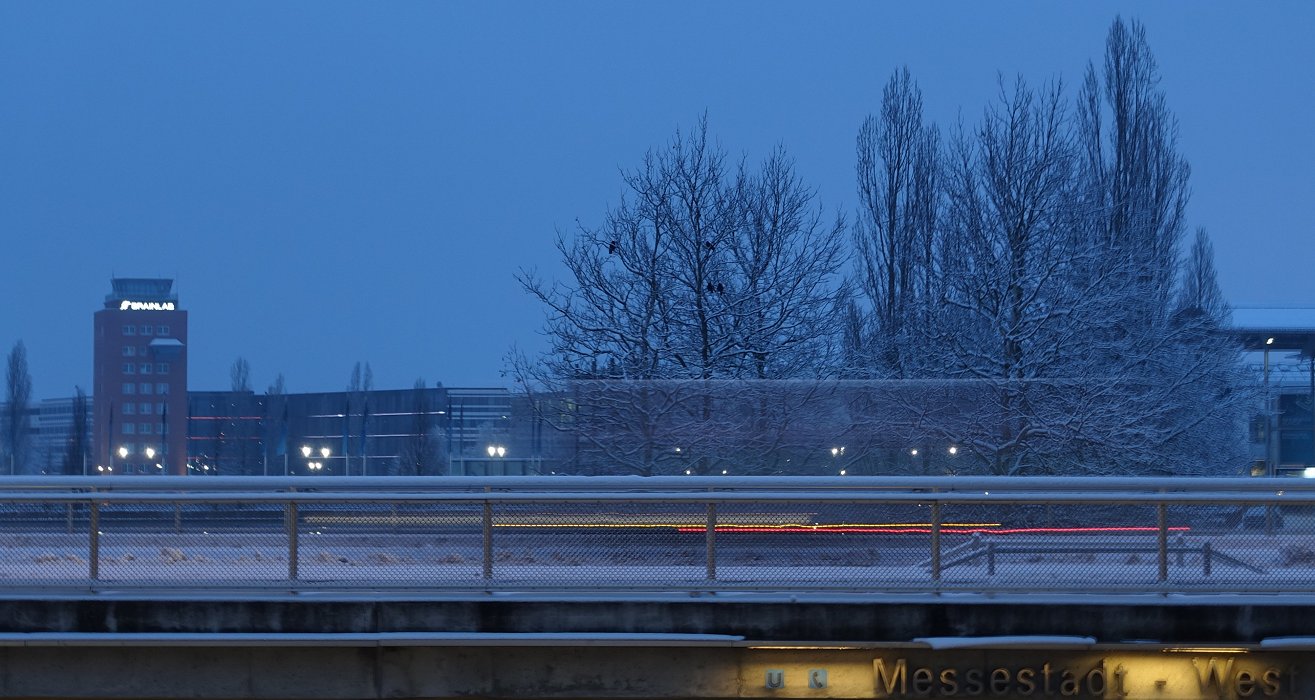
[117,446,128,475]
[320,446,332,474]
[484,445,506,477]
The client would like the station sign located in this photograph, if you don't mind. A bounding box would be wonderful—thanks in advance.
[748,649,1300,699]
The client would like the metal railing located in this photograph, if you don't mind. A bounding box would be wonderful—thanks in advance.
[0,475,1311,594]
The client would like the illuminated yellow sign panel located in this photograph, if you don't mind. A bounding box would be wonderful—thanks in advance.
[871,655,1286,699]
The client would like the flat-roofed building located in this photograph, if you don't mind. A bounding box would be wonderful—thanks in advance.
[92,278,188,475]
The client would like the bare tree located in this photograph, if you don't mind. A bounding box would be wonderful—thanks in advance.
[517,116,733,383]
[853,67,943,377]
[1076,16,1190,325]
[1177,227,1228,321]
[728,146,848,379]
[3,341,33,475]
[62,387,90,476]
[265,372,287,476]
[226,357,257,475]
[514,116,848,475]
[345,361,372,475]
[1068,18,1245,475]
[936,76,1085,474]
[397,379,441,476]
[230,357,251,393]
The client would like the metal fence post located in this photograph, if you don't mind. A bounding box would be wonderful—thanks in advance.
[706,501,717,581]
[1203,541,1213,577]
[483,487,493,580]
[930,502,942,582]
[1157,502,1168,582]
[287,501,298,582]
[89,500,100,581]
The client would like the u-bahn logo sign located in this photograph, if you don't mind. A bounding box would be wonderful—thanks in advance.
[120,300,175,311]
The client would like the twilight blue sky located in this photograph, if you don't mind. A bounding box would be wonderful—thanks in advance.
[1,2,1312,398]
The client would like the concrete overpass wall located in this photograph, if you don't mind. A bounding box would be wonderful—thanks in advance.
[5,597,1315,699]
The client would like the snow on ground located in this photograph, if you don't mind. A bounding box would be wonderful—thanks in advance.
[1,529,1313,593]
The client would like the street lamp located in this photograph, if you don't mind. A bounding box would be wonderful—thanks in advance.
[486,445,506,458]
[117,446,128,474]
[830,446,845,476]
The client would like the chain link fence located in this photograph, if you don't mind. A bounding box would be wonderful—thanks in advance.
[0,476,1311,593]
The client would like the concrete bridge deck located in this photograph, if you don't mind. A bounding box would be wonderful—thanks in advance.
[4,477,1315,699]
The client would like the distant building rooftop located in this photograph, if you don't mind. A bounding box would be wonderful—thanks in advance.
[104,278,177,307]
[1231,307,1315,352]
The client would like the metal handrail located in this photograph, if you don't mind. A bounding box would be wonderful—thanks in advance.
[0,476,1305,594]
[0,474,1307,494]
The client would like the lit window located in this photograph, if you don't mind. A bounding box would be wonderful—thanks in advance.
[123,325,136,336]
[123,363,135,374]
[140,383,153,395]
[139,363,152,374]
[157,383,169,395]
[122,347,136,357]
[122,383,136,394]
[140,325,153,336]
[123,404,136,415]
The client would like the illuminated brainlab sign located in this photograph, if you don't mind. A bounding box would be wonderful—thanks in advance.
[872,657,1286,698]
[119,300,175,311]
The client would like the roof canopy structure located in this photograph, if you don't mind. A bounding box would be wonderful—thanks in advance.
[1230,307,1315,354]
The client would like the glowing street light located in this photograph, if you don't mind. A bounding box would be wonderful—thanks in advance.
[948,446,959,455]
[301,445,312,458]
[486,445,506,458]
